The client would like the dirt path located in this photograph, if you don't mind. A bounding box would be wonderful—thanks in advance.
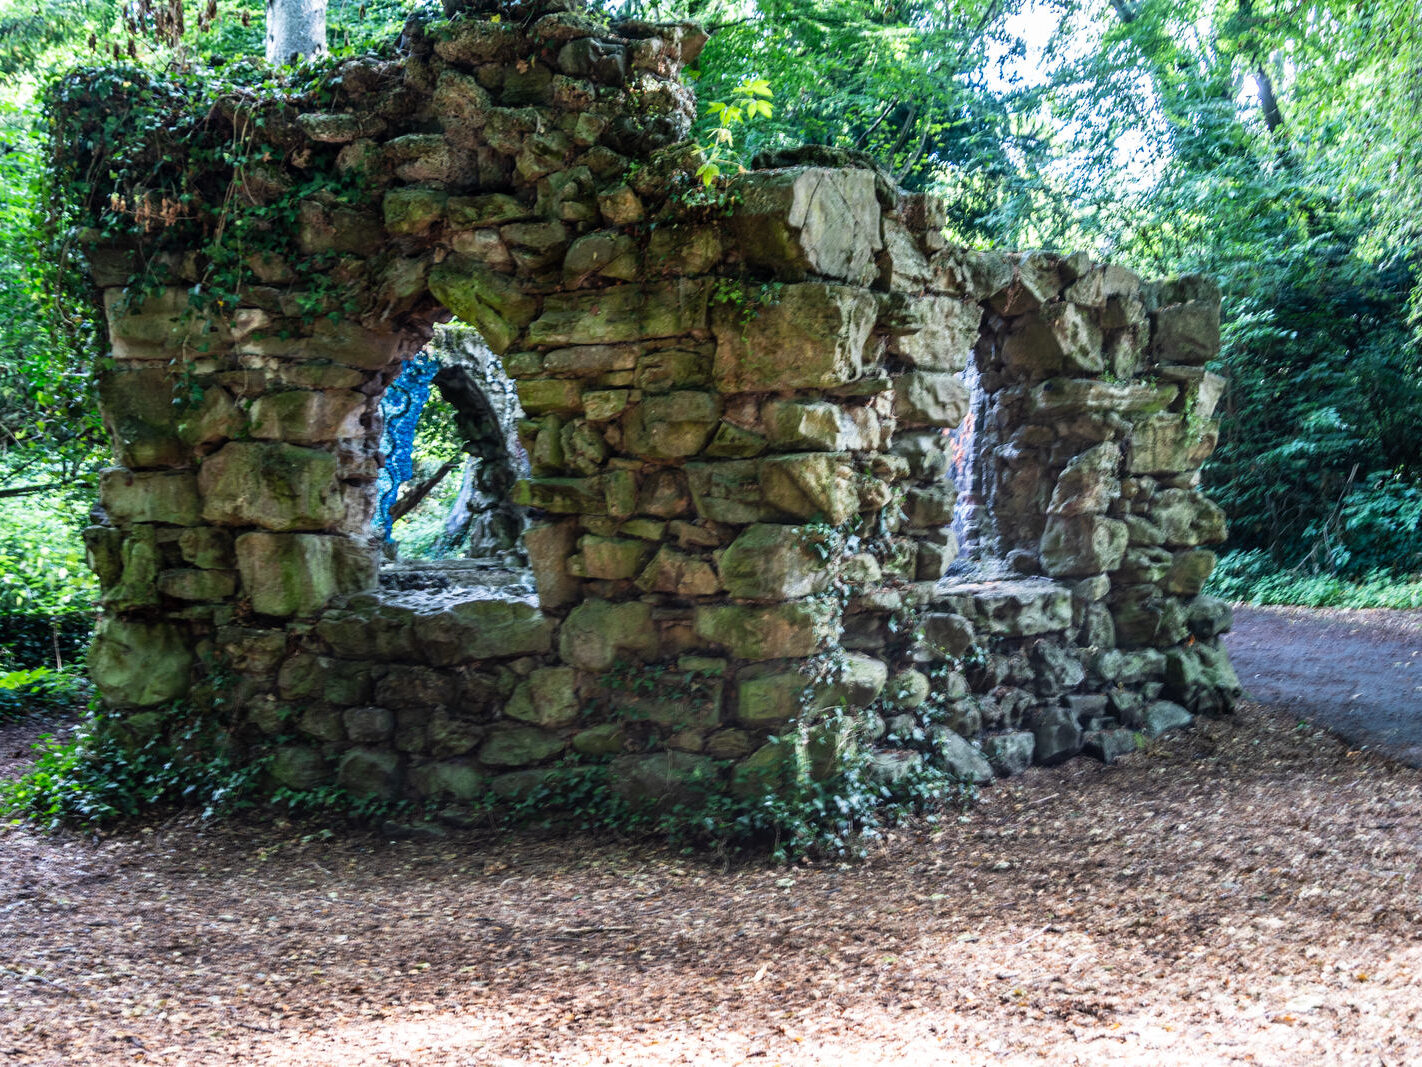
[1226,606,1422,767]
[3,700,1421,1066]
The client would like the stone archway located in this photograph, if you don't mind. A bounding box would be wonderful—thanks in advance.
[79,0,1242,809]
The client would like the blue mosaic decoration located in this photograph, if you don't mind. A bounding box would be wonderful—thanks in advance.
[374,355,440,540]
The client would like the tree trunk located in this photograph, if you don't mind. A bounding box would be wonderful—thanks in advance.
[265,0,326,64]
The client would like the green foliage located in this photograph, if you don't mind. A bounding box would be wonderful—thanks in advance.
[0,666,92,722]
[0,708,266,830]
[0,490,96,669]
[693,75,773,185]
[1204,550,1422,610]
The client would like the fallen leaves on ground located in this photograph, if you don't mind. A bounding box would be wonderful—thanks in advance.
[2,701,1419,1065]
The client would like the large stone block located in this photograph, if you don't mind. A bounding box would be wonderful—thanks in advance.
[559,598,658,670]
[1127,413,1219,475]
[235,532,372,616]
[718,523,832,601]
[1040,515,1129,577]
[712,282,876,392]
[1047,443,1121,517]
[89,618,194,707]
[1149,276,1221,365]
[759,453,860,525]
[523,519,581,609]
[686,460,770,523]
[693,599,840,660]
[893,371,970,428]
[104,287,229,361]
[1149,489,1227,547]
[504,666,580,727]
[1002,302,1103,376]
[429,254,539,353]
[412,597,553,666]
[99,468,202,526]
[527,279,709,346]
[886,295,981,371]
[727,167,883,285]
[98,367,188,468]
[249,390,367,444]
[198,441,344,531]
[1026,378,1177,418]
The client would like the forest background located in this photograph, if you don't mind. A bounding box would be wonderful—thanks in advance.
[1,0,1420,694]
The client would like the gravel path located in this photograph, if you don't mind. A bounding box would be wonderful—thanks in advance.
[1226,606,1422,767]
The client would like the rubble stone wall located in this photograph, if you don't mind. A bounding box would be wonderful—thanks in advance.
[78,0,1241,808]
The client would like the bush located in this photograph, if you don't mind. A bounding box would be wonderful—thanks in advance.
[1205,550,1422,609]
[0,708,265,830]
[0,665,91,722]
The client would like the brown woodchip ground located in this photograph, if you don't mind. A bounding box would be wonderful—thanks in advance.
[3,694,1420,1066]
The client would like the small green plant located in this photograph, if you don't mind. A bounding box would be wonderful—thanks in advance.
[694,77,773,186]
[0,707,265,830]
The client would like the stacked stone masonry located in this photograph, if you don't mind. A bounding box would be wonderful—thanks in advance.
[79,0,1241,808]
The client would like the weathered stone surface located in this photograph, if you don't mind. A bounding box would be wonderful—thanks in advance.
[713,283,876,392]
[885,669,930,709]
[157,567,237,601]
[635,545,720,596]
[479,725,565,768]
[737,669,810,728]
[337,748,402,800]
[1149,489,1227,547]
[960,580,1074,635]
[727,167,883,285]
[104,286,229,360]
[1027,378,1177,418]
[523,519,581,609]
[893,371,970,428]
[90,618,193,707]
[1127,413,1218,474]
[503,665,585,728]
[694,599,839,661]
[198,442,343,531]
[409,761,487,801]
[1084,728,1138,764]
[762,399,863,452]
[1139,699,1194,738]
[1048,443,1121,517]
[1002,302,1103,376]
[759,453,860,525]
[1032,706,1083,765]
[99,367,190,468]
[934,730,994,784]
[344,706,394,744]
[412,597,553,666]
[269,746,330,790]
[528,280,708,345]
[610,752,719,809]
[717,523,831,600]
[429,254,538,353]
[576,535,652,580]
[982,731,1035,777]
[622,390,720,458]
[236,532,371,617]
[888,295,981,371]
[100,469,201,526]
[1150,283,1221,364]
[559,598,657,670]
[1040,515,1129,577]
[249,390,366,443]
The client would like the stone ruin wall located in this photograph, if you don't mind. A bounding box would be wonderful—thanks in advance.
[77,0,1242,809]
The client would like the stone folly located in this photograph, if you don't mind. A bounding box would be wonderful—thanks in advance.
[78,0,1240,812]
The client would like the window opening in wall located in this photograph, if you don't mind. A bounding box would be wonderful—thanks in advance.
[373,325,530,592]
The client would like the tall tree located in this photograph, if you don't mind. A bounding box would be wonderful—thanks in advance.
[265,0,327,63]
